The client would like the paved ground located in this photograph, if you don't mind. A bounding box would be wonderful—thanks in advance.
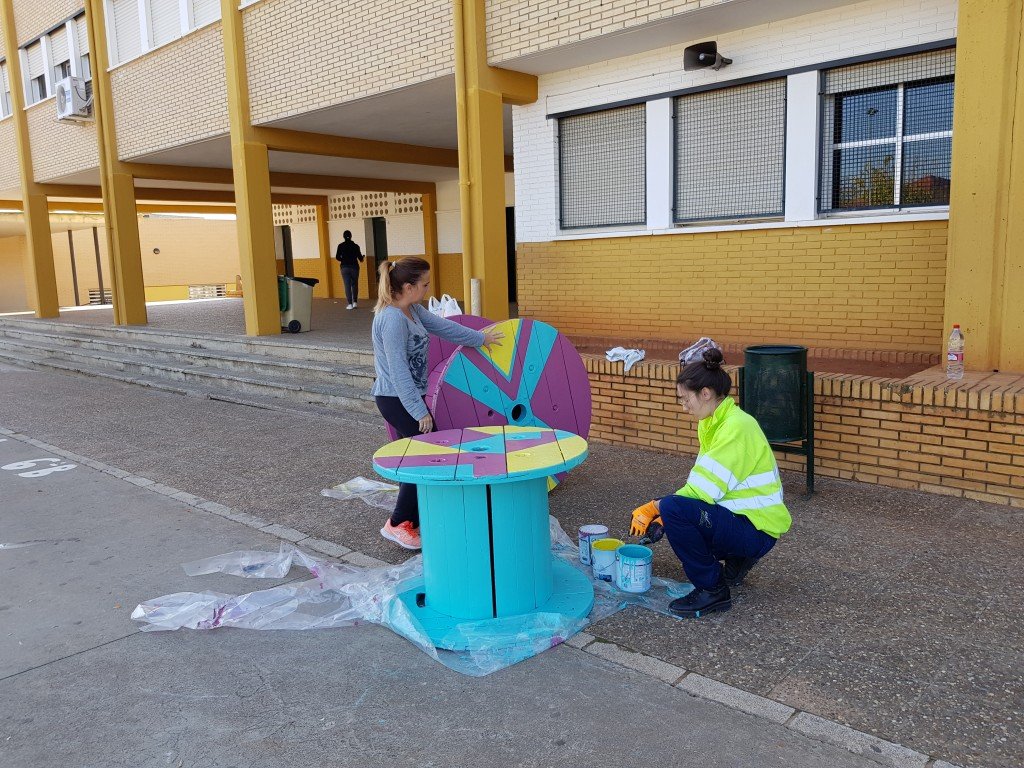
[0,423,876,768]
[0,361,1021,767]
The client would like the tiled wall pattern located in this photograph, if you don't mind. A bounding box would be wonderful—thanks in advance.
[111,23,229,159]
[0,120,20,189]
[27,100,99,181]
[513,0,958,242]
[486,0,722,64]
[13,0,81,41]
[586,357,1024,509]
[516,221,948,353]
[244,0,455,124]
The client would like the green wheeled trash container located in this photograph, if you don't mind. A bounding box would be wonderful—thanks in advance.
[278,276,318,333]
[739,345,815,494]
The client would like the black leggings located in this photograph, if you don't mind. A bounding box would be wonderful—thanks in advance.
[375,396,429,527]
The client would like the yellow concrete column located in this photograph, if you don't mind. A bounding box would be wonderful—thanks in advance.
[316,201,338,299]
[453,0,536,320]
[85,0,147,325]
[1,0,59,318]
[421,190,439,288]
[945,0,1024,371]
[221,0,279,336]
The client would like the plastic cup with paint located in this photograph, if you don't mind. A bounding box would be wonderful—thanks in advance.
[591,538,625,582]
[615,544,653,593]
[578,524,609,566]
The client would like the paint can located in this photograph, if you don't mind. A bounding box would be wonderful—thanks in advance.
[578,524,609,566]
[615,544,653,593]
[591,538,624,582]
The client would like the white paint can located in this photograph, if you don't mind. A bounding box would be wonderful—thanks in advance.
[578,524,609,566]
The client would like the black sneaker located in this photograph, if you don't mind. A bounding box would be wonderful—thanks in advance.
[721,557,760,587]
[669,584,731,618]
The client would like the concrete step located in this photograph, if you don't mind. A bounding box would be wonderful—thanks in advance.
[0,316,375,367]
[0,336,379,415]
[0,324,375,391]
[0,345,383,428]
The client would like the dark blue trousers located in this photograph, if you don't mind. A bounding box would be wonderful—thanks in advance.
[341,266,360,306]
[658,495,777,590]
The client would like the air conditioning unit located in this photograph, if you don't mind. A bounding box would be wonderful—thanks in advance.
[55,77,91,121]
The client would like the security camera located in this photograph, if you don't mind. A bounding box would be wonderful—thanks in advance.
[684,41,733,71]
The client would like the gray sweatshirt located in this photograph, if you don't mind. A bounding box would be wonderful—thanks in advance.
[371,303,486,420]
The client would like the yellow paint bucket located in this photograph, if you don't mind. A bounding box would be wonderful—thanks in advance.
[591,538,625,582]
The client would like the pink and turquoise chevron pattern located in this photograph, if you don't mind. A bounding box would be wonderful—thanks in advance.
[372,426,588,485]
[427,318,592,441]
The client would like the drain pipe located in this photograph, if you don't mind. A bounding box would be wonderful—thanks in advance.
[452,0,475,313]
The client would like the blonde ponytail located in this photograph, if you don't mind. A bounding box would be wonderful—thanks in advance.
[373,257,431,313]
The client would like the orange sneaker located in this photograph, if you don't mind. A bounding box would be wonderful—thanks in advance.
[380,520,421,550]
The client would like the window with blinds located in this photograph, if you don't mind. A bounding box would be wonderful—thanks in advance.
[148,0,181,48]
[559,104,646,229]
[191,0,220,27]
[0,61,10,117]
[111,0,143,64]
[674,79,786,223]
[49,26,71,85]
[76,15,92,84]
[819,48,955,212]
[25,42,45,103]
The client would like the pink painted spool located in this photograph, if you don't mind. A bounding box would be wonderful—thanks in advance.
[426,318,591,486]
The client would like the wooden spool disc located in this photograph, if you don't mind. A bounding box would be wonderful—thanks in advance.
[426,318,592,487]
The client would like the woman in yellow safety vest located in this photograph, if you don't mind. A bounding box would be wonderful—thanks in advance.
[629,348,791,618]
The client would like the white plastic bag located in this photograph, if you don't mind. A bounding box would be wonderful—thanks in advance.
[440,294,462,317]
[428,296,443,317]
[679,337,721,365]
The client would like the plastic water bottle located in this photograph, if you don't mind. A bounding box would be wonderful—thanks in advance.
[946,324,964,380]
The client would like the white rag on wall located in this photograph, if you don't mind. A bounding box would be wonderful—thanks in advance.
[605,346,645,373]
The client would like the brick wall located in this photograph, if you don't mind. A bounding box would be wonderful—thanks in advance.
[0,119,19,189]
[26,99,99,182]
[111,24,228,160]
[244,0,454,125]
[517,220,948,353]
[587,357,1024,509]
[12,0,80,41]
[486,0,720,64]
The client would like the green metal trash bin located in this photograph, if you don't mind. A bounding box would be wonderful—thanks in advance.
[739,345,815,493]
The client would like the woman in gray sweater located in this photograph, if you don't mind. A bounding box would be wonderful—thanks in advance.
[372,257,504,550]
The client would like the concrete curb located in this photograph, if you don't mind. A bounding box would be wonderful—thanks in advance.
[0,426,971,768]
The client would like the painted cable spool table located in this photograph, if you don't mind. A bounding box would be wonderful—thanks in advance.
[372,425,594,650]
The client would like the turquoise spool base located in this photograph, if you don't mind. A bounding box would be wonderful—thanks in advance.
[395,557,594,651]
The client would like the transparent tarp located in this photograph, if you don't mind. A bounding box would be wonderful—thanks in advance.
[132,519,692,677]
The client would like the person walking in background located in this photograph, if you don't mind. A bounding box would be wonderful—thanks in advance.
[335,230,364,310]
[372,256,504,550]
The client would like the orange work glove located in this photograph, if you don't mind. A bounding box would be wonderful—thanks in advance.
[629,500,662,538]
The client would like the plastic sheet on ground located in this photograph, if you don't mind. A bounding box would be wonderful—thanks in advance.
[321,476,398,510]
[131,517,693,677]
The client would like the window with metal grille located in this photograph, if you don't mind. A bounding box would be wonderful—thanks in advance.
[820,47,955,212]
[674,79,786,223]
[559,104,646,229]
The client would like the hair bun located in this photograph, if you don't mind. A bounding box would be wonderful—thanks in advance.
[702,348,724,370]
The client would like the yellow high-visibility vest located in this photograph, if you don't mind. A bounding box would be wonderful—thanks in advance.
[675,397,792,538]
